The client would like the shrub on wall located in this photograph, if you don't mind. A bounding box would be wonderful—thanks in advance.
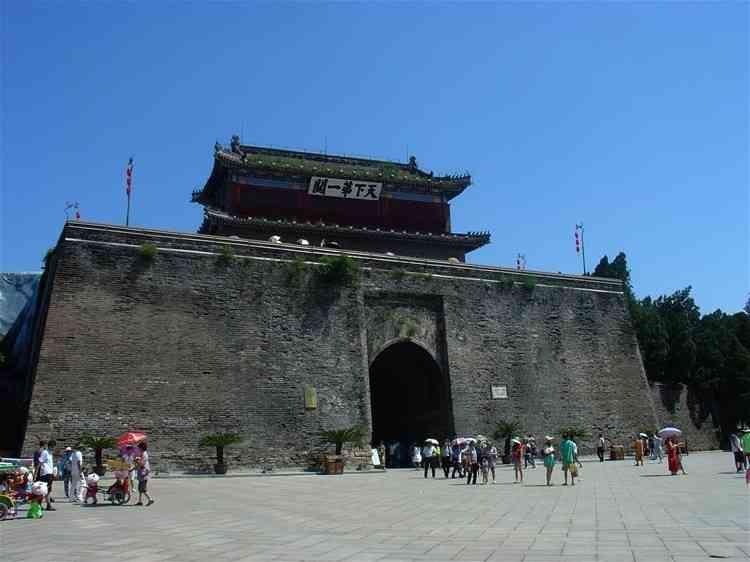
[286,256,307,286]
[390,268,407,281]
[216,245,235,265]
[317,255,360,287]
[496,277,514,292]
[42,247,55,269]
[522,275,537,294]
[138,243,158,261]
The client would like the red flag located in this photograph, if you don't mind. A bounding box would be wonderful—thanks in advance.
[126,158,133,196]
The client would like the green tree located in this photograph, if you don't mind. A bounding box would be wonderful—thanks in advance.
[80,435,117,474]
[319,425,366,455]
[493,419,522,459]
[592,252,634,307]
[655,287,700,384]
[631,297,668,381]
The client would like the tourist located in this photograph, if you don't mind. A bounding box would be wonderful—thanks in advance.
[134,456,154,506]
[729,431,745,472]
[441,439,451,478]
[412,443,422,470]
[60,446,73,498]
[378,442,387,471]
[422,441,436,479]
[652,434,663,463]
[485,442,498,484]
[451,443,463,478]
[596,433,606,462]
[524,436,536,469]
[543,436,556,486]
[36,440,56,510]
[633,435,644,466]
[511,438,524,483]
[741,429,750,468]
[122,444,137,492]
[134,442,154,505]
[32,440,44,481]
[465,441,479,485]
[69,444,83,503]
[666,437,681,475]
[561,433,576,486]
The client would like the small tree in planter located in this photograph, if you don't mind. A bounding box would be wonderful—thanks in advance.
[319,425,366,474]
[80,435,117,476]
[199,433,242,474]
[494,420,523,464]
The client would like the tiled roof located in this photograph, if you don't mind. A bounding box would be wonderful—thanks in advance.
[213,144,472,193]
[202,208,490,248]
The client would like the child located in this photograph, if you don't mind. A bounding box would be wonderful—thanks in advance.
[84,471,99,505]
[480,457,489,485]
[134,456,154,506]
[27,481,47,519]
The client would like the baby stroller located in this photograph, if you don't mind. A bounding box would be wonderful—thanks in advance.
[105,470,131,505]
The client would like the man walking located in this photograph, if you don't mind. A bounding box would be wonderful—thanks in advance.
[36,440,56,511]
[465,442,479,485]
[422,441,436,478]
[69,444,83,503]
[596,433,606,462]
[729,431,745,472]
[652,434,663,463]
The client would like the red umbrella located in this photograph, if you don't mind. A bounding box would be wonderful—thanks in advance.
[117,432,147,447]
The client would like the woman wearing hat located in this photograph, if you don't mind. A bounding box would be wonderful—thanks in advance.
[542,436,556,486]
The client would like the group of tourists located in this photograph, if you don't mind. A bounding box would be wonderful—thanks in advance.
[0,438,155,519]
[728,428,750,474]
[405,432,586,487]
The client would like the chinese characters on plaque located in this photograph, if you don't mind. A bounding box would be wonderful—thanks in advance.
[308,176,382,201]
[491,385,508,399]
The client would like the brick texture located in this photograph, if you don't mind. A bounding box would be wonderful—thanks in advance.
[19,222,716,471]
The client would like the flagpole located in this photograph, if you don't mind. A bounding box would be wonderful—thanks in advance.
[125,157,133,227]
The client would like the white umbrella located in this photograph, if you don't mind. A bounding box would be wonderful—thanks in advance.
[424,438,439,445]
[657,427,682,438]
[511,438,521,445]
[639,432,648,438]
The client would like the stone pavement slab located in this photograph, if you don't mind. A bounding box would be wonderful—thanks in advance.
[1,452,748,562]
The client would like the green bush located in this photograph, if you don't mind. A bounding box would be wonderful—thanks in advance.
[317,255,360,287]
[199,433,242,465]
[522,275,537,293]
[559,426,591,442]
[286,256,307,286]
[216,245,235,265]
[320,425,366,455]
[496,277,514,292]
[390,268,407,281]
[138,243,158,261]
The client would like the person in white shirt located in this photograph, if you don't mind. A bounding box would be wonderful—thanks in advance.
[421,442,436,478]
[596,434,606,462]
[37,440,56,511]
[652,435,663,463]
[69,445,84,503]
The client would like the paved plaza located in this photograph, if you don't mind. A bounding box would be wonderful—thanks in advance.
[2,452,748,562]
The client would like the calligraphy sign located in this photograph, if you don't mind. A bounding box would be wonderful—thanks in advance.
[308,176,382,201]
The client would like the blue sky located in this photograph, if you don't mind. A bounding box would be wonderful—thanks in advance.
[2,2,748,313]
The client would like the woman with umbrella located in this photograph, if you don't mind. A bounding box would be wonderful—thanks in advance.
[660,428,685,476]
[422,439,438,479]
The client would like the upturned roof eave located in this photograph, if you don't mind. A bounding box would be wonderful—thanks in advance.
[202,208,490,249]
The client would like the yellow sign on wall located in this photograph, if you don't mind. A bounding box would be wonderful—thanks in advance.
[304,386,318,410]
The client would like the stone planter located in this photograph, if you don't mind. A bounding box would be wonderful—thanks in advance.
[93,465,107,476]
[214,463,228,475]
[324,455,345,475]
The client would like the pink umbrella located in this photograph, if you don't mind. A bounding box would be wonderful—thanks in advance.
[117,432,147,448]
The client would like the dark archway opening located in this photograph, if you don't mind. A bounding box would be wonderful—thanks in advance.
[369,341,452,467]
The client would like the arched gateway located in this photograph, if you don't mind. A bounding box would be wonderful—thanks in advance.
[368,340,453,467]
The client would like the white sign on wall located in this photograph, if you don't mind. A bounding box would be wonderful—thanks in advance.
[308,176,382,201]
[491,385,508,399]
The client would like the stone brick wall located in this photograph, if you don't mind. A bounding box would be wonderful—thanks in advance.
[20,221,709,471]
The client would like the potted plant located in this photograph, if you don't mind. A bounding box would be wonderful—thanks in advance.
[494,420,522,464]
[80,435,117,476]
[199,433,242,474]
[319,425,366,474]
